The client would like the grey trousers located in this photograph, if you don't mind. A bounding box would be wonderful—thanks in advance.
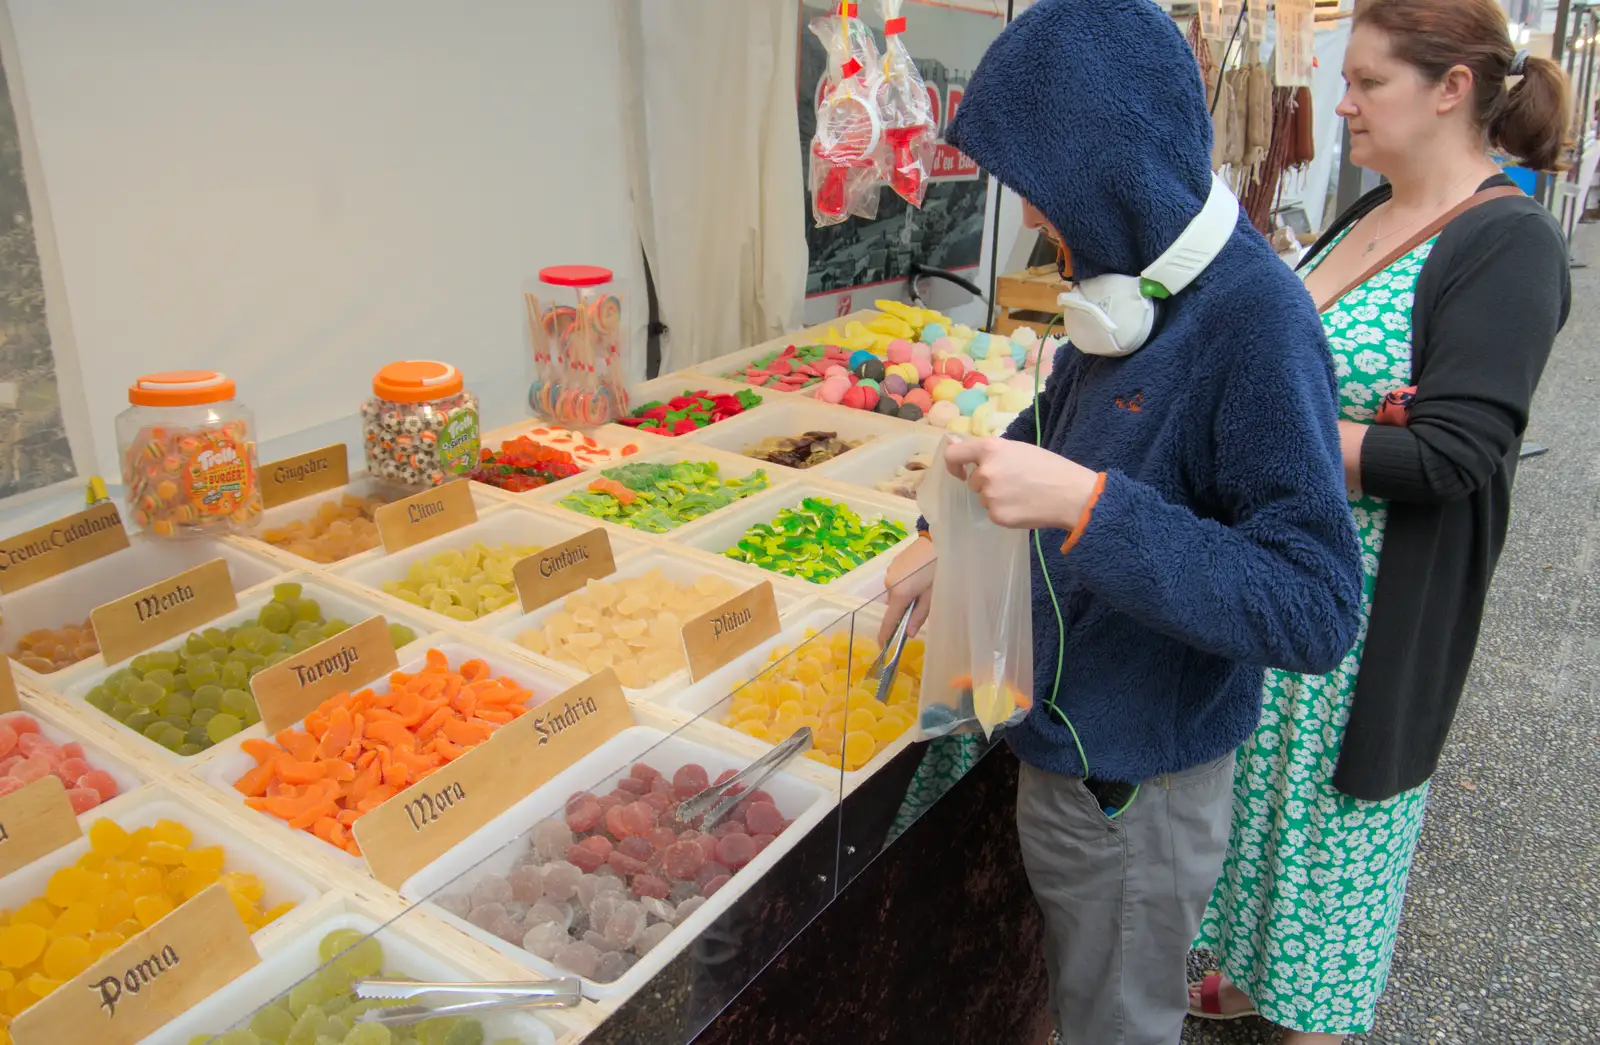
[1016,754,1235,1045]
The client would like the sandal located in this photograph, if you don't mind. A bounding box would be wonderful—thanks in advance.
[1187,973,1258,1021]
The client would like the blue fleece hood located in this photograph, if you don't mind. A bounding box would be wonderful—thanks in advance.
[946,0,1215,281]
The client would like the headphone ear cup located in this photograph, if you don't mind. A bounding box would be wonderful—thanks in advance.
[1107,289,1158,355]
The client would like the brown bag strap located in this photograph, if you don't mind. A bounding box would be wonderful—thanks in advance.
[1315,186,1524,312]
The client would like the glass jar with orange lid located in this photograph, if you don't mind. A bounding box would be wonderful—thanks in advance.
[361,360,479,486]
[115,370,263,537]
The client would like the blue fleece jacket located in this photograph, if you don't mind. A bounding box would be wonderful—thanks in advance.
[943,0,1363,783]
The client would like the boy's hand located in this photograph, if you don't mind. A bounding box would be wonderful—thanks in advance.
[944,438,1100,532]
[880,537,936,643]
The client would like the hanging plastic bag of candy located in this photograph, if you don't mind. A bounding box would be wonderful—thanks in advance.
[809,2,886,226]
[876,0,937,207]
[913,435,1034,741]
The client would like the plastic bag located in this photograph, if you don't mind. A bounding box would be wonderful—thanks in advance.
[914,436,1033,740]
[808,4,886,226]
[876,0,937,206]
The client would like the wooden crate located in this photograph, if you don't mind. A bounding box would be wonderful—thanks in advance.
[992,265,1068,338]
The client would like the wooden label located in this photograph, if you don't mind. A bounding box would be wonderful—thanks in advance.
[513,528,616,613]
[90,559,237,666]
[11,883,260,1045]
[374,479,477,554]
[356,668,633,888]
[0,502,129,595]
[259,443,350,509]
[0,777,83,878]
[682,580,781,682]
[0,656,17,715]
[249,615,398,733]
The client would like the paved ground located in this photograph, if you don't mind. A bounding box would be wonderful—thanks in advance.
[1183,228,1600,1045]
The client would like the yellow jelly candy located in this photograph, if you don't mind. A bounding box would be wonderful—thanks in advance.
[843,730,875,770]
[123,865,164,899]
[149,819,193,849]
[97,891,134,932]
[11,900,54,930]
[845,707,877,732]
[87,931,125,959]
[23,973,59,998]
[43,866,92,908]
[41,936,90,980]
[144,841,186,866]
[51,903,98,939]
[0,971,11,992]
[219,872,264,904]
[0,924,47,969]
[87,819,132,858]
[870,716,908,745]
[132,893,173,928]
[5,979,35,1017]
[259,901,295,926]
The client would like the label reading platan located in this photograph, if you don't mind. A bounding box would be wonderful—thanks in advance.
[90,559,237,666]
[682,580,781,681]
[0,777,83,878]
[0,502,129,595]
[259,444,350,509]
[10,883,259,1045]
[355,668,633,888]
[249,615,399,733]
[513,528,615,612]
[374,480,477,553]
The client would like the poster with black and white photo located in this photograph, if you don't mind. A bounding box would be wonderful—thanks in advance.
[798,1,1002,324]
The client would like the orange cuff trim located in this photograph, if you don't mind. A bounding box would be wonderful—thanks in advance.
[916,528,932,542]
[1060,473,1107,556]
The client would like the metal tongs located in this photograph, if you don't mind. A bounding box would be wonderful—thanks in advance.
[352,977,581,1026]
[865,598,916,704]
[670,726,812,831]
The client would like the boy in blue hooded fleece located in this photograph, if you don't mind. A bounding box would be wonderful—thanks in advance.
[877,1,1362,1042]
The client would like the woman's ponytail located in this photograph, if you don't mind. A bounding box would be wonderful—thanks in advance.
[1491,55,1573,172]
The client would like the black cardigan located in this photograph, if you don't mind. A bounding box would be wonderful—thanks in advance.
[1298,175,1571,801]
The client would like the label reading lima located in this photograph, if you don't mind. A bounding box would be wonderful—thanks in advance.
[259,443,350,509]
[682,580,781,681]
[354,667,633,889]
[90,559,238,666]
[374,479,477,553]
[513,528,616,612]
[249,615,399,733]
[0,502,129,595]
[9,883,259,1045]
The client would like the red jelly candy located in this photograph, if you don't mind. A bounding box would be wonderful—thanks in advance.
[66,787,101,814]
[743,801,784,836]
[79,770,118,802]
[630,763,662,786]
[60,742,85,760]
[751,833,776,854]
[7,716,40,736]
[615,776,649,795]
[663,840,706,881]
[713,768,738,786]
[57,757,90,782]
[642,792,673,815]
[608,851,648,876]
[603,804,630,840]
[672,764,710,799]
[0,725,16,758]
[648,827,679,852]
[695,834,721,862]
[620,801,657,838]
[566,794,603,833]
[579,835,614,859]
[711,819,747,838]
[695,861,730,890]
[567,843,606,873]
[619,836,653,861]
[702,874,731,897]
[632,873,671,900]
[596,792,623,813]
[715,833,756,869]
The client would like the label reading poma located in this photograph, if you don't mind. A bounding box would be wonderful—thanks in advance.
[94,946,180,1017]
[0,503,129,595]
[404,781,465,831]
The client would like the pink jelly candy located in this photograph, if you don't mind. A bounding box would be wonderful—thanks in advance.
[663,840,706,881]
[743,801,784,836]
[672,764,710,799]
[567,842,606,873]
[65,788,101,815]
[0,724,16,757]
[702,874,731,897]
[79,771,118,802]
[631,873,670,900]
[566,793,602,833]
[715,833,756,870]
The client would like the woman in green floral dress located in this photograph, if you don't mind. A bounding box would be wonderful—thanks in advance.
[1191,3,1572,1041]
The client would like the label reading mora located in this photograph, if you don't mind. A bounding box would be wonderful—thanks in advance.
[90,559,238,666]
[0,502,129,595]
[355,667,632,888]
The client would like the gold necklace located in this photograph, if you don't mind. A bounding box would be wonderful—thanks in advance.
[1362,170,1480,255]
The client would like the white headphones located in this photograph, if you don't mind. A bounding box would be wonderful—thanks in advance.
[1056,172,1240,357]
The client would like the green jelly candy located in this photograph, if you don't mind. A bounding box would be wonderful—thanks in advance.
[250,1002,296,1043]
[343,1024,392,1045]
[124,710,159,735]
[441,1021,484,1045]
[258,602,293,634]
[193,684,224,710]
[216,1031,262,1045]
[109,701,136,723]
[206,713,244,744]
[274,582,304,601]
[128,680,165,707]
[388,623,416,648]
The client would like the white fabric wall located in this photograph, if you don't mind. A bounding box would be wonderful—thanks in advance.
[614,0,806,373]
[3,1,643,479]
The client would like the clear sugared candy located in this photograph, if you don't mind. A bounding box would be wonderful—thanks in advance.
[438,759,796,982]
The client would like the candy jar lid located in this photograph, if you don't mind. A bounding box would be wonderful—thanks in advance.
[128,370,236,407]
[539,265,614,288]
[372,360,464,402]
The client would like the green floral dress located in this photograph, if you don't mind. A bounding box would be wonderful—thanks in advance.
[1195,231,1435,1036]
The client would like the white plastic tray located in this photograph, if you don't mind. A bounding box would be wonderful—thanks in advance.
[193,640,580,874]
[331,505,640,631]
[56,577,432,768]
[476,548,804,703]
[0,786,323,932]
[1,537,285,681]
[680,399,903,471]
[654,603,918,783]
[811,428,943,500]
[141,906,560,1045]
[0,703,145,812]
[671,483,919,599]
[401,726,833,1000]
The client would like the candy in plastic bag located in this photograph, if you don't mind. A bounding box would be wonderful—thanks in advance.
[808,4,886,226]
[876,0,938,206]
[914,436,1033,740]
